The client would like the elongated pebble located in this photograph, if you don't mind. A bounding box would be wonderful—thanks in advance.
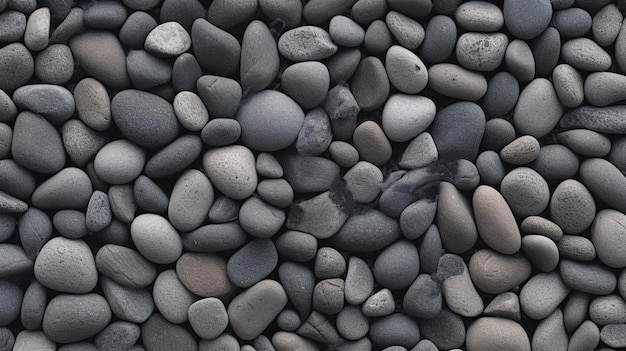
[428,63,488,101]
[562,38,612,71]
[456,1,503,32]
[520,272,570,320]
[191,18,240,76]
[580,158,626,213]
[456,32,508,72]
[437,182,478,254]
[419,15,456,64]
[176,253,234,298]
[532,309,569,351]
[469,249,531,294]
[69,31,129,89]
[130,213,182,264]
[561,105,626,134]
[585,72,626,107]
[593,4,622,47]
[385,46,427,94]
[552,63,584,108]
[228,280,287,340]
[466,317,530,351]
[472,185,521,254]
[513,78,563,138]
[560,259,617,295]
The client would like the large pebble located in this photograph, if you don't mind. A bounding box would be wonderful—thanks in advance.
[0,280,22,326]
[152,269,196,324]
[530,144,579,180]
[94,139,145,185]
[323,82,360,141]
[329,15,365,47]
[601,324,626,348]
[69,31,129,89]
[466,317,530,351]
[469,249,531,294]
[593,4,622,47]
[176,253,234,298]
[0,11,26,43]
[456,1,503,32]
[202,145,257,200]
[331,209,401,253]
[11,112,65,174]
[31,167,93,210]
[240,20,279,94]
[472,185,521,254]
[482,71,520,117]
[351,56,390,112]
[353,121,392,166]
[281,61,330,110]
[428,63,488,101]
[592,209,626,268]
[13,331,54,350]
[500,135,540,165]
[521,235,560,272]
[191,18,240,76]
[419,15,457,64]
[484,292,521,321]
[552,63,584,109]
[560,259,617,295]
[503,0,552,39]
[430,102,485,161]
[118,11,157,49]
[562,38,612,71]
[0,43,33,92]
[385,46,427,95]
[456,32,508,72]
[520,272,570,320]
[188,298,228,340]
[344,161,383,204]
[590,295,626,325]
[126,50,171,90]
[344,256,375,305]
[278,26,338,61]
[168,169,213,232]
[141,313,197,351]
[437,254,484,317]
[144,21,191,57]
[275,231,317,263]
[585,72,626,107]
[279,152,340,193]
[513,78,563,138]
[558,235,596,261]
[0,244,33,278]
[196,75,242,118]
[403,274,442,319]
[385,10,424,50]
[373,240,419,290]
[369,313,420,349]
[550,179,596,234]
[13,84,75,125]
[227,239,278,288]
[558,129,611,157]
[34,237,97,293]
[399,132,438,169]
[228,280,288,340]
[42,293,111,343]
[382,94,435,143]
[437,182,478,254]
[580,158,626,213]
[500,167,550,217]
[95,244,156,289]
[236,90,304,152]
[130,214,182,264]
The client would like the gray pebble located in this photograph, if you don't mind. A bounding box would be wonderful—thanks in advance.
[550,179,596,234]
[437,182,478,254]
[551,63,584,109]
[141,313,197,351]
[312,278,345,315]
[126,50,172,90]
[176,253,235,298]
[553,7,592,38]
[240,20,279,94]
[403,273,442,319]
[0,44,33,89]
[95,321,140,351]
[188,298,228,340]
[239,197,285,239]
[520,272,570,320]
[513,78,563,138]
[0,328,13,351]
[428,63,488,101]
[374,240,419,290]
[559,129,611,157]
[601,324,626,348]
[500,135,540,165]
[256,152,283,179]
[531,27,561,77]
[275,231,317,262]
[530,144,579,180]
[84,0,127,28]
[585,72,626,107]
[531,309,569,351]
[351,56,390,112]
[351,0,387,25]
[279,26,337,61]
[325,48,361,86]
[168,169,213,232]
[456,32,508,72]
[147,135,203,178]
[296,108,332,156]
[0,213,16,242]
[557,235,596,261]
[560,259,616,295]
[399,132,437,169]
[13,330,55,350]
[153,269,196,324]
[43,293,111,343]
[276,309,301,331]
[69,31,130,90]
[484,292,521,321]
[438,253,483,317]
[207,0,258,29]
[330,15,365,47]
[590,295,626,325]
[561,105,626,134]
[12,111,65,174]
[119,11,157,49]
[271,332,317,351]
[362,288,395,317]
[332,209,401,253]
[0,279,21,326]
[522,234,559,272]
[281,61,330,110]
[592,209,626,268]
[353,120,392,166]
[370,313,420,349]
[456,1,503,32]
[280,152,340,193]
[476,151,505,187]
[95,244,156,289]
[470,248,531,294]
[580,158,626,213]
[202,145,257,200]
[131,213,182,264]
[482,71,520,117]
[387,0,432,19]
[0,244,32,278]
[562,38,612,71]
[144,21,191,57]
[94,139,145,185]
[382,94,435,143]
[182,223,247,253]
[100,276,154,323]
[122,0,160,10]
[0,191,27,213]
[345,256,375,305]
[336,305,368,340]
[279,262,315,319]
[191,18,240,76]
[323,82,360,141]
[329,141,360,168]
[364,20,394,55]
[108,184,136,224]
[343,161,383,203]
[256,179,294,208]
[297,310,342,346]
[386,11,424,50]
[419,15,456,64]
[228,239,278,288]
[0,89,17,124]
[500,167,550,217]
[419,225,442,274]
[34,237,97,293]
[73,77,111,132]
[0,11,26,42]
[18,207,52,259]
[481,118,516,151]
[314,247,346,279]
[24,7,50,51]
[505,39,535,82]
[172,53,202,93]
[503,0,552,39]
[569,320,600,351]
[420,309,465,350]
[133,175,168,214]
[431,102,485,160]
[593,4,622,47]
[13,84,75,125]
[86,190,112,232]
[35,44,73,84]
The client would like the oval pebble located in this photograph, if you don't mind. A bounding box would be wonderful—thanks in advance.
[373,240,419,290]
[369,313,420,349]
[240,20,280,94]
[0,42,33,91]
[466,317,530,351]
[191,18,240,76]
[202,145,257,200]
[173,91,209,132]
[130,214,182,264]
[456,32,508,72]
[580,158,626,213]
[31,167,92,210]
[437,253,484,317]
[503,0,552,40]
[73,78,111,132]
[469,249,531,294]
[188,298,228,340]
[176,252,234,298]
[34,237,97,293]
[513,78,563,138]
[362,288,395,317]
[353,120,392,166]
[557,235,596,261]
[144,21,190,57]
[562,38,612,71]
[42,293,111,344]
[278,26,338,62]
[593,4,622,47]
[0,280,22,327]
[419,15,456,64]
[385,45,428,95]
[35,44,73,85]
[520,272,570,320]
[530,144,579,180]
[592,209,626,268]
[472,185,521,254]
[482,71,520,117]
[500,167,550,218]
[351,56,390,112]
[196,75,242,118]
[521,234,559,272]
[500,135,540,165]
[456,1,503,32]
[331,209,401,253]
[201,118,241,147]
[437,182,478,254]
[430,102,485,161]
[329,15,365,47]
[94,139,145,185]
[385,10,424,50]
[228,239,278,288]
[11,111,65,174]
[69,31,129,89]
[550,179,596,234]
[95,244,156,289]
[144,135,203,179]
[182,223,247,253]
[590,295,626,325]
[428,63,488,101]
[560,259,617,295]
[281,61,330,110]
[382,94,435,143]
[141,313,196,351]
[168,169,213,232]
[152,269,196,324]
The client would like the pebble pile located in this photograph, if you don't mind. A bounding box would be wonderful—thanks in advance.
[3,0,626,350]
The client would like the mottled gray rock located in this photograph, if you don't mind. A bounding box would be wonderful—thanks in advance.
[207,0,258,29]
[419,15,456,64]
[351,56,390,112]
[336,305,368,340]
[83,0,127,28]
[520,272,570,320]
[593,4,622,47]
[560,259,616,295]
[456,32,508,72]
[403,273,442,319]
[522,234,559,272]
[279,26,338,61]
[592,209,626,268]
[130,213,182,264]
[345,256,375,305]
[332,209,401,253]
[561,105,626,134]
[95,244,156,289]
[500,167,550,217]
[141,313,197,351]
[428,63,488,101]
[0,44,33,92]
[580,158,626,213]
[43,293,111,343]
[152,269,196,324]
[370,313,420,349]
[469,249,531,294]
[228,280,288,340]
[279,262,315,319]
[144,21,190,57]
[456,1,503,31]
[228,239,278,288]
[562,38,612,71]
[240,20,279,94]
[202,145,257,200]
[382,94,435,143]
[11,112,65,174]
[133,175,168,214]
[386,10,424,49]
[34,237,97,293]
[282,61,330,110]
[191,18,240,76]
[296,108,333,156]
[188,298,228,340]
[18,207,52,259]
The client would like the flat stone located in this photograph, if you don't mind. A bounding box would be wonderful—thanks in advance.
[42,293,111,343]
[593,4,622,47]
[562,38,612,71]
[560,259,617,295]
[228,280,288,340]
[95,244,157,289]
[94,139,145,185]
[130,213,182,264]
[34,237,97,293]
[428,63,488,100]
[11,111,65,174]
[69,31,130,89]
[176,253,234,298]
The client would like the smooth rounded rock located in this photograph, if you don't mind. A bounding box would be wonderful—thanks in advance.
[24,7,49,51]
[580,158,626,214]
[369,313,420,349]
[500,167,550,217]
[560,259,617,295]
[428,63,488,101]
[500,135,540,165]
[520,272,570,320]
[344,256,375,305]
[95,244,157,289]
[0,43,33,93]
[191,18,240,76]
[168,169,213,232]
[437,182,478,254]
[430,102,485,161]
[228,239,278,288]
[513,78,563,138]
[240,20,280,94]
[505,39,535,83]
[419,15,456,64]
[585,72,626,107]
[373,240,419,290]
[144,135,203,179]
[521,234,559,272]
[130,214,182,265]
[592,209,626,268]
[0,280,21,327]
[35,44,73,84]
[176,253,234,298]
[42,293,111,344]
[144,21,191,57]
[550,179,596,234]
[331,209,401,253]
[353,120,392,166]
[382,94,435,143]
[73,78,111,132]
[466,317,530,351]
[329,15,365,47]
[69,31,130,89]
[593,4,622,47]
[152,269,196,324]
[11,111,65,174]
[141,313,197,351]
[437,253,484,317]
[456,32,508,72]
[503,0,552,40]
[456,1,503,32]
[188,298,228,340]
[126,50,171,90]
[202,145,257,200]
[34,237,97,293]
[530,144,579,180]
[469,249,531,294]
[385,10,424,50]
[351,56,390,112]
[31,167,92,210]
[522,215,564,242]
[196,75,241,118]
[557,235,596,261]
[281,61,330,110]
[94,139,145,185]
[562,38,612,71]
[472,185,521,254]
[200,118,241,147]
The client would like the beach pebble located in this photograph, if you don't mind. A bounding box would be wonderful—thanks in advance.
[34,237,97,293]
[482,118,516,151]
[590,295,626,325]
[256,179,294,208]
[561,105,626,134]
[94,321,140,351]
[144,21,190,57]
[482,72,520,117]
[188,298,228,340]
[182,222,246,253]
[456,1,503,32]
[285,190,349,239]
[500,135,540,165]
[314,247,346,279]
[373,240,419,290]
[428,63,488,101]
[73,78,111,132]
[500,167,550,218]
[403,274,442,319]
[362,288,395,317]
[228,280,288,340]
[331,208,401,253]
[351,56,390,112]
[281,61,330,110]
[31,167,92,210]
[133,175,168,214]
[456,32,508,72]
[484,292,521,321]
[399,132,438,169]
[560,259,617,295]
[550,179,596,234]
[562,38,612,71]
[35,44,73,84]
[95,244,156,289]
[312,278,344,315]
[280,152,340,193]
[601,324,626,348]
[558,235,596,261]
[176,253,234,298]
[353,121,392,166]
[382,94,435,143]
[533,309,569,350]
[472,185,521,254]
[83,1,127,28]
[240,20,279,94]
[13,330,54,351]
[94,139,145,185]
[11,111,65,174]
[345,256,375,305]
[168,170,213,232]
[24,7,50,51]
[569,320,601,351]
[228,239,278,288]
[551,64,584,109]
[431,102,485,161]
[593,4,622,47]
[419,15,456,64]
[85,190,112,232]
[385,11,424,50]
[130,213,182,264]
[592,209,626,268]
[173,91,208,132]
[369,313,420,349]
[295,108,332,156]
[437,182,478,254]
[200,118,241,147]
[503,0,552,39]
[323,83,360,141]
[520,272,570,320]
[275,231,317,263]
[469,248,531,294]
[278,26,338,61]
[521,235,559,272]
[0,11,26,42]
[553,7,592,38]
[118,11,157,49]
[585,72,626,107]
[329,15,365,47]
[0,280,21,326]
[513,78,563,138]
[437,253,484,317]
[196,75,241,119]
[202,145,257,200]
[141,313,197,351]
[580,158,626,213]
[336,305,368,340]
[326,48,361,86]
[385,46,427,95]
[475,151,505,187]
[271,332,317,351]
[0,244,31,278]
[239,197,285,239]
[18,207,52,259]
[466,317,530,351]
[530,144,579,180]
[69,31,130,89]
[191,18,240,76]
[153,269,196,324]
[42,293,111,343]
[126,49,171,90]
[505,40,534,83]
[399,197,437,240]
[172,53,201,93]
[278,262,314,319]
[329,141,360,168]
[0,328,13,351]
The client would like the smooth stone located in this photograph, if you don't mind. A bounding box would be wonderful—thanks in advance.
[144,21,190,57]
[31,167,92,210]
[560,234,593,261]
[24,7,50,51]
[513,78,563,138]
[188,298,228,340]
[182,223,247,253]
[302,0,357,25]
[466,317,530,351]
[456,1,503,31]
[256,152,283,178]
[85,190,112,232]
[336,305,368,340]
[0,192,27,213]
[351,56,390,112]
[399,132,438,169]
[205,197,240,224]
[228,280,288,340]
[152,269,196,324]
[500,167,550,217]
[95,321,140,351]
[0,11,26,42]
[69,31,130,89]
[312,278,344,314]
[73,78,111,132]
[83,1,127,28]
[386,46,427,95]
[530,144,579,180]
[580,158,626,213]
[592,209,626,268]
[370,313,420,349]
[553,7,592,38]
[0,43,33,92]
[560,259,617,295]
[18,207,52,259]
[130,213,182,264]
[353,121,392,166]
[386,11,424,49]
[533,309,569,351]
[95,244,156,289]
[278,26,338,61]
[362,288,395,317]
[168,169,213,232]
[42,293,111,343]
[0,160,34,200]
[228,239,278,288]
[118,11,157,49]
[281,61,330,110]
[279,262,315,319]
[258,0,302,30]
[240,20,280,94]
[275,231,317,262]
[373,240,419,290]
[279,152,340,193]
[420,309,465,350]
[0,89,17,124]
[431,102,485,161]
[562,38,612,71]
[122,0,160,10]
[550,179,596,234]
[236,90,304,151]
[207,0,258,29]
[323,83,360,141]
[329,15,365,47]
[503,0,552,39]
[111,89,179,148]
[94,139,145,185]
[11,111,65,174]
[314,247,346,279]
[482,71,520,117]
[552,63,585,109]
[419,15,457,64]
[326,48,360,84]
[456,32,508,72]
[522,234,560,272]
[505,39,535,82]
[0,244,32,278]
[403,273,442,319]
[202,145,257,200]
[271,332,317,351]
[482,118,516,151]
[428,63,488,100]
[350,0,387,24]
[569,320,601,351]
[176,253,234,298]
[382,94,434,143]
[473,185,521,254]
[295,108,332,156]
[0,279,21,326]
[437,182,478,254]
[437,253,484,317]
[469,249,531,294]
[191,18,240,76]
[593,4,622,47]
[387,0,431,19]
[532,26,561,77]
[398,198,436,240]
[145,135,202,177]
[484,292,521,321]
[277,309,300,332]
[590,295,626,325]
[476,151,505,187]
[561,105,626,134]
[343,161,383,204]
[34,237,97,293]
[329,141,360,168]
[345,256,375,305]
[141,313,197,351]
[294,313,341,347]
[35,44,74,84]
[331,208,401,253]
[256,178,294,208]
[159,0,204,30]
[520,272,570,320]
[601,324,626,348]
[133,175,168,214]
[585,72,626,107]
[172,53,202,93]
[126,49,171,89]
[13,331,54,351]
[239,197,284,239]
[0,328,13,351]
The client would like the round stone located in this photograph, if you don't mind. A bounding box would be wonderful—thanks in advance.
[469,249,531,294]
[550,179,596,234]
[69,31,130,89]
[513,78,564,138]
[228,280,288,340]
[42,293,111,344]
[130,214,182,265]
[34,237,97,293]
[281,61,330,110]
[466,317,530,351]
[385,45,428,95]
[592,209,626,268]
[168,169,213,232]
[373,240,420,290]
[11,111,65,174]
[202,145,257,200]
[456,1,504,31]
[188,298,228,340]
[456,32,508,72]
[428,63,488,101]
[503,0,552,40]
[500,167,550,217]
[0,43,34,92]
[382,94,435,143]
[93,139,146,185]
[144,21,191,57]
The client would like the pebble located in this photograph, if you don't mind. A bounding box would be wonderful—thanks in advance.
[13,330,55,351]
[240,20,279,94]
[256,179,294,208]
[118,11,157,49]
[133,175,168,214]
[176,253,234,298]
[484,292,521,321]
[278,262,315,319]
[345,256,375,305]
[550,179,596,234]
[369,313,420,349]
[14,84,75,127]
[513,78,563,138]
[296,108,333,156]
[95,321,140,351]
[0,11,26,42]
[18,207,52,259]
[437,253,484,317]
[456,32,508,72]
[100,277,154,324]
[592,209,626,268]
[280,152,340,193]
[286,190,350,239]
[188,298,228,340]
[373,240,419,290]
[84,1,127,28]
[590,295,626,325]
[436,182,478,254]
[258,0,302,29]
[278,26,338,61]
[168,169,213,232]
[564,292,591,334]
[172,53,201,93]
[85,190,112,232]
[475,151,505,187]
[505,40,535,82]
[593,4,622,47]
[399,197,437,240]
[314,247,346,279]
[202,145,257,200]
[561,38,612,71]
[500,167,550,217]
[130,213,182,264]
[522,235,559,272]
[362,288,395,317]
[351,56,390,112]
[610,137,626,171]
[403,273,442,319]
[533,309,569,350]
[503,0,552,39]
[95,244,157,289]
[207,0,258,29]
[569,320,600,351]
[336,305,368,340]
[69,31,130,89]
[386,11,424,50]
[456,1,503,32]
[191,18,240,76]
[472,185,521,254]
[42,293,111,343]
[0,90,17,124]
[428,63,488,101]
[329,15,365,47]
[24,7,49,51]
[12,111,65,174]
[0,328,13,351]
[281,61,330,110]
[467,317,531,351]
[35,44,73,84]
[382,94,434,143]
[353,121,392,166]
[329,141,360,168]
[420,309,466,350]
[256,152,283,178]
[126,50,172,89]
[228,280,288,340]
[0,280,21,326]
[146,136,203,178]
[276,309,301,331]
[399,132,438,169]
[419,15,456,64]
[585,72,626,107]
[482,72,520,118]
[560,259,617,295]
[469,249,531,294]
[331,208,401,253]
[20,280,45,330]
[73,78,111,132]
[34,237,97,293]
[275,231,317,262]
[323,82,360,141]
[530,144,580,180]
[580,158,626,213]
[144,21,190,57]
[551,64,584,109]
[153,269,196,324]
[182,222,246,252]
[303,0,357,26]
[228,239,278,288]
[141,313,197,351]
[520,272,570,320]
[239,197,285,238]
[557,235,596,261]
[312,278,344,315]
[271,332,317,351]
[553,8,592,38]
[431,102,485,161]
[601,324,626,348]
[94,139,145,185]
[561,105,626,134]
